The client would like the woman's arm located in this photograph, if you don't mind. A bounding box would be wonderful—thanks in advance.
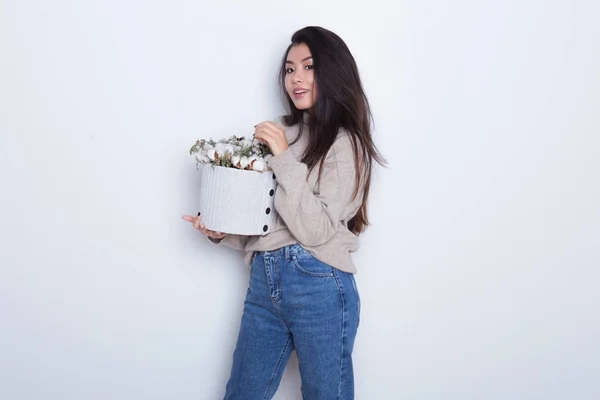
[267,134,362,247]
[215,234,250,250]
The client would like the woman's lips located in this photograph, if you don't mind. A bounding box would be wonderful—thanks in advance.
[293,89,309,99]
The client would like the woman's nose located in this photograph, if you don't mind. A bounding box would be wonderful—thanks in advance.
[292,70,303,83]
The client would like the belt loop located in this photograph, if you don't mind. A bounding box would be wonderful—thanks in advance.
[284,245,290,262]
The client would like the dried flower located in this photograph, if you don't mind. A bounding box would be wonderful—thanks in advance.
[251,158,266,171]
[189,134,272,172]
[206,148,216,161]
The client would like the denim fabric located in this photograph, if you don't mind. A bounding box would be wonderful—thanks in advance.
[224,244,360,400]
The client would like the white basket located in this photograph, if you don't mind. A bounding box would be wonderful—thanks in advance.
[197,164,278,236]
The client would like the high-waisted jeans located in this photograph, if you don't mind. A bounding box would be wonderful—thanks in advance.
[223,244,360,399]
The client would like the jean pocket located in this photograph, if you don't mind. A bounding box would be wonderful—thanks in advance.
[291,253,334,277]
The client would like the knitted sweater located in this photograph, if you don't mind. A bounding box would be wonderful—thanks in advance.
[216,117,365,274]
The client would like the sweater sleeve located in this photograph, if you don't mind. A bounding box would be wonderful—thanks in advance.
[267,134,360,247]
[218,234,250,251]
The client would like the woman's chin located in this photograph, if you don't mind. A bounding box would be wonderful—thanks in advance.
[292,101,313,111]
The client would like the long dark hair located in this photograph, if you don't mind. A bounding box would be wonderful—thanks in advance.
[278,26,387,235]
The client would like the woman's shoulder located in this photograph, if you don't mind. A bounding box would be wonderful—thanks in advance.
[332,128,355,152]
[321,130,355,167]
[330,129,366,171]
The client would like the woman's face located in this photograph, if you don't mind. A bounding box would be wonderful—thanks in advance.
[284,43,317,111]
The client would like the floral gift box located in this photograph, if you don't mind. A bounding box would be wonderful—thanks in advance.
[189,135,278,236]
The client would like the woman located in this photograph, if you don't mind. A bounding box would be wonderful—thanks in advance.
[183,26,385,399]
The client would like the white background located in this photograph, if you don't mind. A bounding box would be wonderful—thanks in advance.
[1,0,599,399]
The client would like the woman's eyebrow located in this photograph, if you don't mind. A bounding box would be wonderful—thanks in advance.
[285,56,313,64]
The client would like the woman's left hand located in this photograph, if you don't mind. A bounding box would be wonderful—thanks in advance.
[254,122,289,156]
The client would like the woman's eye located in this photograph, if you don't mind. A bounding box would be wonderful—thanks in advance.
[286,68,294,74]
[305,65,313,70]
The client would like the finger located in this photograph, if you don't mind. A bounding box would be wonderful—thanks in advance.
[255,128,287,155]
[184,215,200,229]
[253,130,272,141]
[193,214,201,230]
[208,231,226,239]
[201,226,220,238]
[255,121,283,131]
[262,121,284,131]
[255,124,280,137]
[253,134,268,145]
[258,122,285,136]
[258,128,284,144]
[253,131,274,146]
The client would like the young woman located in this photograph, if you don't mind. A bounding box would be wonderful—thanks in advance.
[183,26,385,399]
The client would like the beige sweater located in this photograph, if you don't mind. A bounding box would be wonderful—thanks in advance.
[217,117,365,274]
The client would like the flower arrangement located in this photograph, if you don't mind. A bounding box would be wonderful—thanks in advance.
[188,134,278,236]
[189,135,273,172]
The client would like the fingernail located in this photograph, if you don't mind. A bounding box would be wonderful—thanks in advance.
[197,212,201,216]
[253,125,257,128]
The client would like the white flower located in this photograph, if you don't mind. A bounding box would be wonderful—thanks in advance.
[224,144,235,154]
[214,143,226,157]
[206,148,216,161]
[189,133,272,171]
[251,157,266,171]
[192,151,210,164]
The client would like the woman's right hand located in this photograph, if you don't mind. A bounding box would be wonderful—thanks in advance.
[181,213,227,240]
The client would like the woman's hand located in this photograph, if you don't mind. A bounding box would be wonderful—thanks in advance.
[181,213,227,240]
[253,121,289,156]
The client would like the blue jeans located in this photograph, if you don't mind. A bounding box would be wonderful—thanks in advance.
[224,244,360,399]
